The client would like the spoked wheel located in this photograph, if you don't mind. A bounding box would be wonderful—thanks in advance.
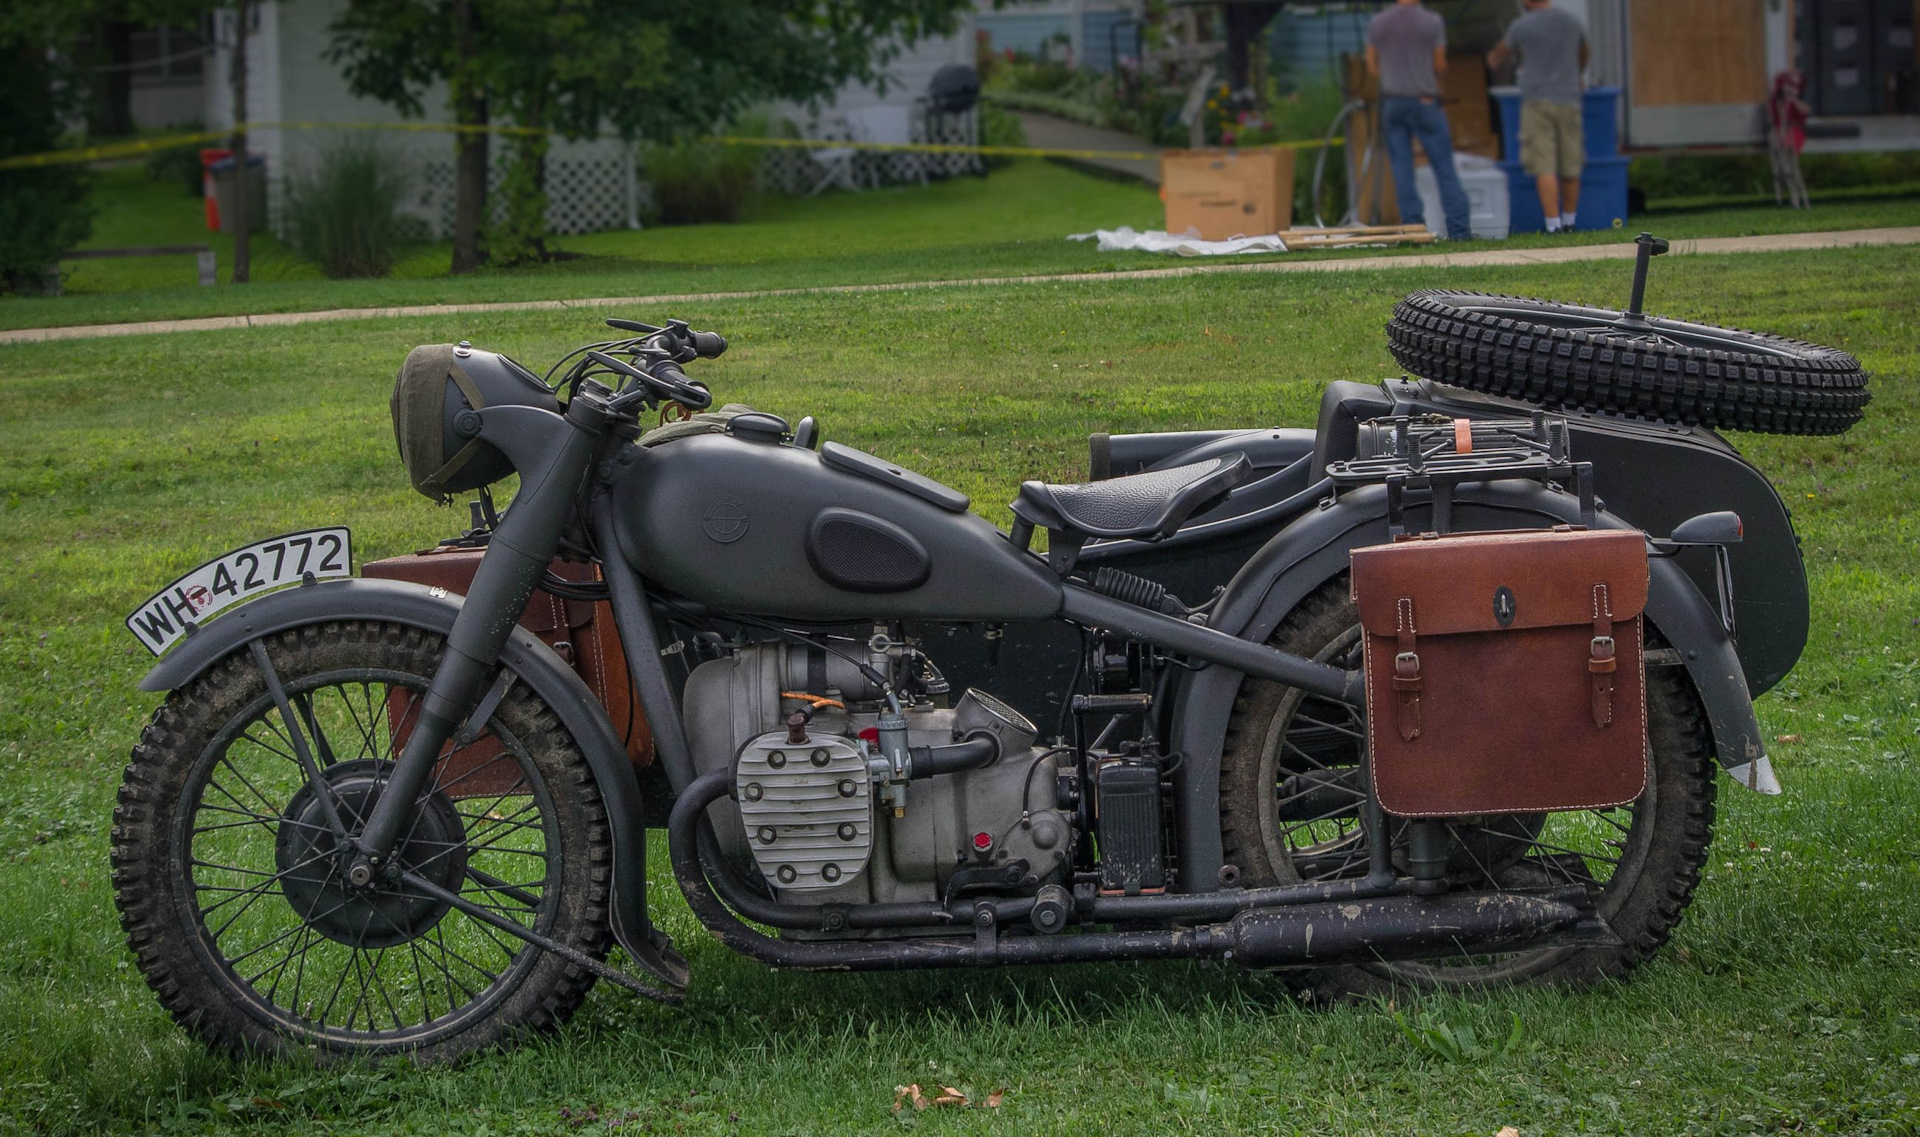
[1218,578,1719,995]
[112,622,611,1062]
[1385,289,1869,436]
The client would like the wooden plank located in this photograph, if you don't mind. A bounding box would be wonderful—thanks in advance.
[1629,0,1766,107]
[62,244,211,259]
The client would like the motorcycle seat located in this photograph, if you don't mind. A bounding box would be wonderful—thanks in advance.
[1012,453,1252,545]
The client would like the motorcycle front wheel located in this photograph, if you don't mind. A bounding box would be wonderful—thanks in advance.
[111,621,612,1063]
[1217,578,1719,996]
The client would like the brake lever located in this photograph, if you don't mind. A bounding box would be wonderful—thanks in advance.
[606,317,663,334]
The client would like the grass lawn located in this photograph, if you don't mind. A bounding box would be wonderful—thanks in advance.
[4,159,1918,334]
[0,245,1916,1134]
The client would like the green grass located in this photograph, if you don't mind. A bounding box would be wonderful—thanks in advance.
[6,159,1919,334]
[0,246,1917,1134]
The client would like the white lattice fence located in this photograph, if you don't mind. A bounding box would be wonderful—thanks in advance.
[411,109,979,237]
[419,144,639,239]
[758,109,983,195]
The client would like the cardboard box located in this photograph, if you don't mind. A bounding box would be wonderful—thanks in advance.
[1160,148,1295,240]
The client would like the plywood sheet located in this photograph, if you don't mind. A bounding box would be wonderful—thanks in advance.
[1629,0,1766,107]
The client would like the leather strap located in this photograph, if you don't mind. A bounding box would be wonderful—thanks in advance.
[1392,596,1422,741]
[421,362,490,499]
[1589,583,1616,728]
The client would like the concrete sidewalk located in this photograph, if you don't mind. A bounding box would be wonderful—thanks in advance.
[1014,111,1163,184]
[4,226,1916,347]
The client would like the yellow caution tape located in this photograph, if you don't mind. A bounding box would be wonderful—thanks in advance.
[0,119,1339,172]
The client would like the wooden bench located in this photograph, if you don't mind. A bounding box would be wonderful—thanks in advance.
[53,244,217,295]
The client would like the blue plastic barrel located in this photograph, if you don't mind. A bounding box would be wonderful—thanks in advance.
[1492,87,1628,232]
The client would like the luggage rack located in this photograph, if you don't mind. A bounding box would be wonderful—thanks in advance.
[1326,410,1597,536]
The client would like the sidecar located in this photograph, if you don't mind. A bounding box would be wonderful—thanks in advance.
[926,374,1810,734]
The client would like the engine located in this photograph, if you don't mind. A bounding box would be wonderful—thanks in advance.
[684,637,1075,909]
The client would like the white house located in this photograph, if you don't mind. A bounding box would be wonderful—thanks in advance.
[184,1,978,240]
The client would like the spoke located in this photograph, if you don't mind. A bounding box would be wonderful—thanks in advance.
[192,851,327,886]
[338,682,383,764]
[433,751,527,798]
[237,728,298,765]
[203,768,286,827]
[1290,711,1366,743]
[293,691,340,767]
[316,941,362,1027]
[192,811,327,838]
[251,922,316,1001]
[430,922,493,1000]
[1444,824,1502,890]
[222,886,357,969]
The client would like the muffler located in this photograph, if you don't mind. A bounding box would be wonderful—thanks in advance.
[1230,888,1620,968]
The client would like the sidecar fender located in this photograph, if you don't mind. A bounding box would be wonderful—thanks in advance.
[138,577,683,992]
[1169,480,1779,891]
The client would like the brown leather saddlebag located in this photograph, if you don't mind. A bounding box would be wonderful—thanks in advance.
[1349,527,1649,818]
[362,547,653,798]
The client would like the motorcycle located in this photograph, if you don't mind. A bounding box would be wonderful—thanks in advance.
[111,235,1868,1061]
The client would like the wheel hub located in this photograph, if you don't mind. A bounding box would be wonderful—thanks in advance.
[275,759,470,949]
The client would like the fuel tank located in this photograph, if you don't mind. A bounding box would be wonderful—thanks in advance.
[608,434,1062,622]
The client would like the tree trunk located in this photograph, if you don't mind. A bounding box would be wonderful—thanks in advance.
[450,0,487,274]
[228,0,252,284]
[86,20,136,137]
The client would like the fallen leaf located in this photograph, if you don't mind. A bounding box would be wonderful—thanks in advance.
[1497,1128,1522,1137]
[1776,734,1803,744]
[893,1084,931,1114]
[986,1089,1006,1108]
[933,1086,969,1106]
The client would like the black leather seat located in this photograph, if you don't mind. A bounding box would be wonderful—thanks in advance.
[1011,453,1252,573]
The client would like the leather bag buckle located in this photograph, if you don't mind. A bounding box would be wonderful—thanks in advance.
[1588,636,1616,673]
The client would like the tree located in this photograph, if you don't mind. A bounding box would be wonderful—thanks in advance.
[327,0,492,272]
[328,0,972,268]
[0,10,96,294]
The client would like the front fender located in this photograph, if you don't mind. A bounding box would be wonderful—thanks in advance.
[1168,481,1779,892]
[138,577,683,991]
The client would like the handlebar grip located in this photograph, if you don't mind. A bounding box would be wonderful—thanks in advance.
[651,361,713,410]
[690,330,728,359]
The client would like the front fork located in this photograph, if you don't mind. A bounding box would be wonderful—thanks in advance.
[354,392,612,867]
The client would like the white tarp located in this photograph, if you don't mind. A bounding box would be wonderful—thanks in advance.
[1067,226,1288,256]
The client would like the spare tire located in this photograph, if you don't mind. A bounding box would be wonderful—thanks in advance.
[1385,290,1869,436]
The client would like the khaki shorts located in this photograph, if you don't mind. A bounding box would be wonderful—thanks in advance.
[1520,101,1584,179]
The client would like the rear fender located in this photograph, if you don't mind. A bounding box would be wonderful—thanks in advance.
[138,577,683,990]
[1167,481,1778,892]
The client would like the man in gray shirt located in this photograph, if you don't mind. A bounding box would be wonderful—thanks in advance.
[1488,0,1589,232]
[1366,0,1471,240]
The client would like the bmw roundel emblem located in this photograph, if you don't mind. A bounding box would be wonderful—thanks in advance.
[702,495,750,544]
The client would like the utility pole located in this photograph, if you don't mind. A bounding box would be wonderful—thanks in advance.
[228,0,252,283]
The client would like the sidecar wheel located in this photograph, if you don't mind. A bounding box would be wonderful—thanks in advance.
[1218,578,1719,995]
[1385,289,1869,436]
[111,622,613,1063]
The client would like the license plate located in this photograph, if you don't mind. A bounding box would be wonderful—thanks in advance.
[126,528,352,656]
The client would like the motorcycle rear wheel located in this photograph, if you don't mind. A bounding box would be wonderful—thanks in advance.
[1218,578,1719,995]
[111,622,612,1063]
[1385,289,1869,436]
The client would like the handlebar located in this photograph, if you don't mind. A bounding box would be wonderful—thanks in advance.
[581,318,722,413]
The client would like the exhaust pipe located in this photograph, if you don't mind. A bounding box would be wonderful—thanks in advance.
[1230,889,1619,968]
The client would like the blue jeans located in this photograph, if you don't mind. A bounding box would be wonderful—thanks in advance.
[1380,97,1472,241]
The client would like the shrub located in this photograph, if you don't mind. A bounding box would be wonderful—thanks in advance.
[285,139,408,278]
[0,39,93,295]
[979,104,1027,171]
[145,140,205,196]
[642,115,768,226]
